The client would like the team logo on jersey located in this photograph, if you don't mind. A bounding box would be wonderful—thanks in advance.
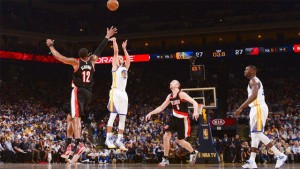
[121,70,127,79]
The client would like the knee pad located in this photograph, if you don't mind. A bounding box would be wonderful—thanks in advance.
[107,113,117,127]
[118,115,126,130]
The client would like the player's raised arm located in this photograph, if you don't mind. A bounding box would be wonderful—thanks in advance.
[46,39,78,68]
[110,37,119,71]
[179,92,199,120]
[122,40,131,70]
[90,26,117,62]
[145,94,171,122]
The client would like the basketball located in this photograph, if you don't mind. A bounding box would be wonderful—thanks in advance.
[107,0,119,11]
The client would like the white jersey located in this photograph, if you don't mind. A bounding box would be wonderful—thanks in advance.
[111,66,128,92]
[247,76,266,107]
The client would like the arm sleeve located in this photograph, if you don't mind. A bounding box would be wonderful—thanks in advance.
[93,38,109,57]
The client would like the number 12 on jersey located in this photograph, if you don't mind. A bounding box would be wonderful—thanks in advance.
[82,71,91,83]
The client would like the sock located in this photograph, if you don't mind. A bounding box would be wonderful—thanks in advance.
[117,134,123,142]
[190,150,196,154]
[270,146,283,156]
[163,156,169,160]
[107,133,113,140]
[249,152,256,161]
[74,139,81,152]
[67,138,72,146]
[75,138,80,146]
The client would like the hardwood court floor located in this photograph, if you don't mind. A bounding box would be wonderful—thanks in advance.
[0,163,298,169]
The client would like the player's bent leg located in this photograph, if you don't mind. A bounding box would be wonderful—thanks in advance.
[255,132,287,168]
[177,139,198,165]
[265,142,287,169]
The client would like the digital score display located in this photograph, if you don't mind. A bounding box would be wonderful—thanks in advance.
[212,49,226,57]
[190,65,205,80]
[234,49,244,56]
[195,51,205,58]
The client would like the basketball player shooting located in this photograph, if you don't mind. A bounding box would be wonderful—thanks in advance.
[145,80,199,166]
[235,65,287,169]
[46,26,117,163]
[105,37,130,151]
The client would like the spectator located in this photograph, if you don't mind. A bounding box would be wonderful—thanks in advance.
[222,134,231,163]
[99,149,109,164]
[19,137,33,162]
[117,150,128,163]
[51,141,62,163]
[233,135,243,163]
[155,143,164,163]
[12,138,26,162]
[0,138,4,163]
[3,137,15,162]
[284,142,294,163]
[215,138,224,163]
[84,144,99,163]
[259,144,268,164]
[292,141,300,162]
[126,144,136,163]
[135,145,144,163]
[29,138,39,163]
[241,142,250,163]
[175,146,186,164]
[228,142,236,163]
[268,147,275,163]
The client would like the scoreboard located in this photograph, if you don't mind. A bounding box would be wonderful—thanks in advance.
[190,65,205,80]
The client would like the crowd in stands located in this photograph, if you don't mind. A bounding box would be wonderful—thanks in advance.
[0,55,299,164]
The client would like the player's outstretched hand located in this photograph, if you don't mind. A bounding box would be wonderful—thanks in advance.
[192,113,199,121]
[145,113,152,122]
[46,39,54,47]
[122,40,127,49]
[106,26,117,39]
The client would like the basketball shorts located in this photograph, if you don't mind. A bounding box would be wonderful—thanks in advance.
[107,89,128,115]
[249,104,269,132]
[165,116,191,140]
[70,87,92,118]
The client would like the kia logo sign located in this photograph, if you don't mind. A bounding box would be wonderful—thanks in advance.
[212,119,225,126]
